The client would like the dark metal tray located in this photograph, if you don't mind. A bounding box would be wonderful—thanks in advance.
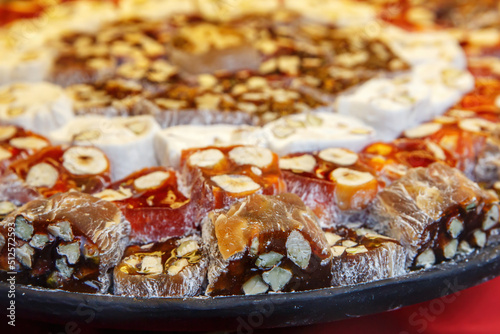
[2,244,500,332]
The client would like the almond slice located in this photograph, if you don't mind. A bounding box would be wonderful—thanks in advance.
[62,147,108,176]
[319,148,358,166]
[188,149,224,169]
[211,174,261,194]
[404,123,442,139]
[25,163,59,188]
[9,137,48,150]
[459,118,495,133]
[286,230,311,269]
[228,146,273,168]
[0,125,17,141]
[279,155,316,173]
[242,275,269,295]
[134,171,170,190]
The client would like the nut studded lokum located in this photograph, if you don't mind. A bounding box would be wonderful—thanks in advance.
[49,115,161,180]
[1,146,111,205]
[181,145,286,223]
[325,227,406,286]
[113,235,207,297]
[94,167,194,243]
[0,125,50,175]
[360,138,457,184]
[280,148,381,227]
[203,193,332,296]
[402,110,500,185]
[0,82,74,136]
[262,112,376,156]
[138,73,328,127]
[372,162,499,268]
[0,192,130,293]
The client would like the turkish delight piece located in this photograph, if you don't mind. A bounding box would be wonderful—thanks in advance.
[280,149,381,228]
[325,227,406,286]
[337,77,432,141]
[49,115,161,180]
[1,145,111,204]
[0,192,130,293]
[372,162,499,268]
[360,138,457,184]
[139,73,327,127]
[181,145,286,223]
[65,80,144,118]
[169,20,261,74]
[0,48,53,86]
[402,111,500,184]
[0,125,50,175]
[154,124,267,169]
[203,193,332,296]
[113,235,207,297]
[262,112,376,156]
[94,167,193,243]
[0,82,74,136]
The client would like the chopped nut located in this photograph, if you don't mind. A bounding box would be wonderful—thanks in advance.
[47,221,74,242]
[29,234,50,250]
[447,218,464,238]
[443,239,458,259]
[16,243,35,268]
[57,241,81,265]
[331,246,346,257]
[167,258,189,276]
[483,205,499,231]
[255,251,284,269]
[458,240,474,255]
[472,229,487,248]
[176,240,199,257]
[286,230,311,269]
[138,255,163,275]
[415,249,435,268]
[262,266,292,292]
[242,275,269,295]
[55,258,74,279]
[345,245,368,255]
[14,215,33,241]
[342,240,358,248]
[325,232,342,246]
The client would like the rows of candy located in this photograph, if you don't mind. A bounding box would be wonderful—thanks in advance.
[0,100,499,297]
[0,1,474,141]
[0,0,499,297]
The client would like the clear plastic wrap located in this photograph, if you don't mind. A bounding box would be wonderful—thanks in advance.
[0,192,130,293]
[372,162,499,268]
[94,167,196,244]
[202,193,332,296]
[113,235,207,297]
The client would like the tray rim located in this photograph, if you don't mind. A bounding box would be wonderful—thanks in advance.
[1,243,500,331]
